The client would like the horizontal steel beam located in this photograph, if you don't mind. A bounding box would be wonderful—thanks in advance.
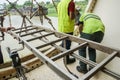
[27,32,54,42]
[20,29,44,37]
[13,26,33,31]
[15,27,37,34]
[36,36,68,49]
[52,42,88,61]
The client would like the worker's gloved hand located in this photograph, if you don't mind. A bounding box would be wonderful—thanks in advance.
[7,27,15,31]
[73,25,80,36]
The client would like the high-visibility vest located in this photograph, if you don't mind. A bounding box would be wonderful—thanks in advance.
[80,13,105,34]
[57,0,75,33]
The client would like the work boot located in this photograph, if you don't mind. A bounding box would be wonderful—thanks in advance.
[76,66,88,74]
[66,58,76,64]
[66,55,76,64]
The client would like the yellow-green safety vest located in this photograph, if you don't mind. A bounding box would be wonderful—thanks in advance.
[80,13,105,34]
[57,0,75,33]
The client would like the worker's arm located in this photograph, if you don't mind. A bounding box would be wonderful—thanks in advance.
[69,11,75,20]
[75,21,83,33]
[68,1,75,20]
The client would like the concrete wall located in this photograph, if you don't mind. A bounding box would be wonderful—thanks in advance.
[92,0,120,80]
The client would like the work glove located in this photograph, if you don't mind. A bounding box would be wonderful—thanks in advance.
[73,25,80,36]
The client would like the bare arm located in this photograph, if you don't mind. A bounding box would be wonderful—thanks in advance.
[69,11,75,20]
[68,1,75,20]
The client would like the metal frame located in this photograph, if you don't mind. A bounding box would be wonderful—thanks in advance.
[7,25,120,80]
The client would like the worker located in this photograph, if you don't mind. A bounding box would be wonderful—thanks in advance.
[0,27,14,64]
[57,0,76,64]
[76,12,105,73]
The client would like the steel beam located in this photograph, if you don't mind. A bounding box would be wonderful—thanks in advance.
[20,29,44,37]
[15,27,37,33]
[27,32,54,42]
[36,36,68,49]
[52,42,88,61]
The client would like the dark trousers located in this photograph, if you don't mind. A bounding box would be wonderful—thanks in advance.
[61,32,73,60]
[0,46,3,64]
[79,31,104,70]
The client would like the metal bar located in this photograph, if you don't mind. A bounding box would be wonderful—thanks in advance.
[13,26,33,31]
[36,36,68,49]
[73,53,96,67]
[20,29,44,37]
[27,32,54,42]
[8,31,80,80]
[82,51,118,80]
[52,42,88,61]
[102,68,120,79]
[15,27,37,34]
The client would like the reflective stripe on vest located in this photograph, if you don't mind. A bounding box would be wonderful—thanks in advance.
[84,14,101,21]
